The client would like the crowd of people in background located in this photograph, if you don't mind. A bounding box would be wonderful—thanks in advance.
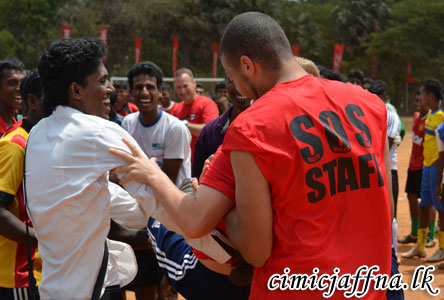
[0,11,443,300]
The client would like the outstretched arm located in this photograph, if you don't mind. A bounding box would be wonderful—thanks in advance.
[110,138,233,238]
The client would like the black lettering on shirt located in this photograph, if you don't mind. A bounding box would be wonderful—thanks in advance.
[319,110,351,154]
[337,157,359,193]
[345,104,372,148]
[305,167,326,203]
[290,115,324,164]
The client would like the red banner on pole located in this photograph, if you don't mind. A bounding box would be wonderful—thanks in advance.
[370,53,378,79]
[98,26,109,64]
[406,61,414,84]
[172,37,179,75]
[61,24,72,38]
[135,37,142,64]
[292,45,300,57]
[332,43,345,72]
[212,42,219,78]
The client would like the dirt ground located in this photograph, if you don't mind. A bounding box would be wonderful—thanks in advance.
[127,116,443,300]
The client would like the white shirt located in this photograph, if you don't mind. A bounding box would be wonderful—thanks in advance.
[386,105,401,170]
[25,106,230,300]
[122,110,191,186]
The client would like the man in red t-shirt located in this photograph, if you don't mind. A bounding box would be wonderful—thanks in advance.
[399,90,430,244]
[0,59,26,136]
[171,68,219,161]
[216,12,393,300]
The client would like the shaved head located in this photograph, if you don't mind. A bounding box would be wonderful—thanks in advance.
[220,12,293,71]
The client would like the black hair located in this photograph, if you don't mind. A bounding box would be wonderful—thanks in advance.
[160,82,171,91]
[363,77,373,86]
[38,38,106,116]
[110,93,118,106]
[215,80,226,92]
[421,79,442,101]
[348,69,364,82]
[20,69,42,110]
[320,68,346,82]
[196,83,204,89]
[369,80,388,97]
[0,58,25,81]
[220,12,293,71]
[114,81,128,90]
[127,61,163,90]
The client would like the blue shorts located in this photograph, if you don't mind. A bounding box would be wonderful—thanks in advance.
[420,165,442,210]
[147,217,250,300]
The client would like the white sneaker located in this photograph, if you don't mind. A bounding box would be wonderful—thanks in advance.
[426,248,444,262]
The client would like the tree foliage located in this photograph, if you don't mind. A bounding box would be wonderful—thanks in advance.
[0,0,443,108]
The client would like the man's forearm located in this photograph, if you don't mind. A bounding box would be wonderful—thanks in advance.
[0,208,38,247]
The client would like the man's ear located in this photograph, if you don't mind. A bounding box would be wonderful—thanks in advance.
[240,55,255,78]
[70,82,83,101]
[27,94,39,110]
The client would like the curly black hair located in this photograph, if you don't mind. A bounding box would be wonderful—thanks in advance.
[127,61,163,90]
[38,38,106,116]
[0,58,25,81]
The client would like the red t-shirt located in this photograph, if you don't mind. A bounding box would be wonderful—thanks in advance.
[116,101,138,117]
[219,75,391,300]
[171,95,219,161]
[409,111,427,171]
[160,101,180,117]
[0,115,21,137]
[193,147,234,261]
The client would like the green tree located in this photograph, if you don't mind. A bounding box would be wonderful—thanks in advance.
[368,0,444,108]
[0,30,21,58]
[0,0,67,67]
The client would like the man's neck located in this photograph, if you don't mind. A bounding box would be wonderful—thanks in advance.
[139,109,160,125]
[431,104,440,112]
[258,58,307,97]
[0,106,14,127]
[184,94,197,105]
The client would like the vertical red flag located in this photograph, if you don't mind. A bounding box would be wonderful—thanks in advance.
[61,24,72,38]
[406,61,414,84]
[212,42,219,78]
[98,26,109,64]
[172,37,179,75]
[135,37,142,64]
[292,45,300,57]
[370,53,378,79]
[332,43,345,72]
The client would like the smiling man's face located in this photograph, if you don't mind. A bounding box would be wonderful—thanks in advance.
[77,63,115,120]
[0,69,26,114]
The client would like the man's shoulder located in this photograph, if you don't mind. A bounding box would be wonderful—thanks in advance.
[122,111,139,125]
[163,112,188,133]
[195,95,217,107]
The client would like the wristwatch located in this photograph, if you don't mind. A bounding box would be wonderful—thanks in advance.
[183,120,189,127]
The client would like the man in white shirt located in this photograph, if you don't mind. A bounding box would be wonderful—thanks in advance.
[25,38,229,300]
[122,61,191,187]
[121,61,191,299]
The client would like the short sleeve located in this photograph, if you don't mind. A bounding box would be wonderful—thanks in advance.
[0,141,24,197]
[222,124,272,181]
[200,99,219,123]
[200,147,235,202]
[164,120,191,160]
